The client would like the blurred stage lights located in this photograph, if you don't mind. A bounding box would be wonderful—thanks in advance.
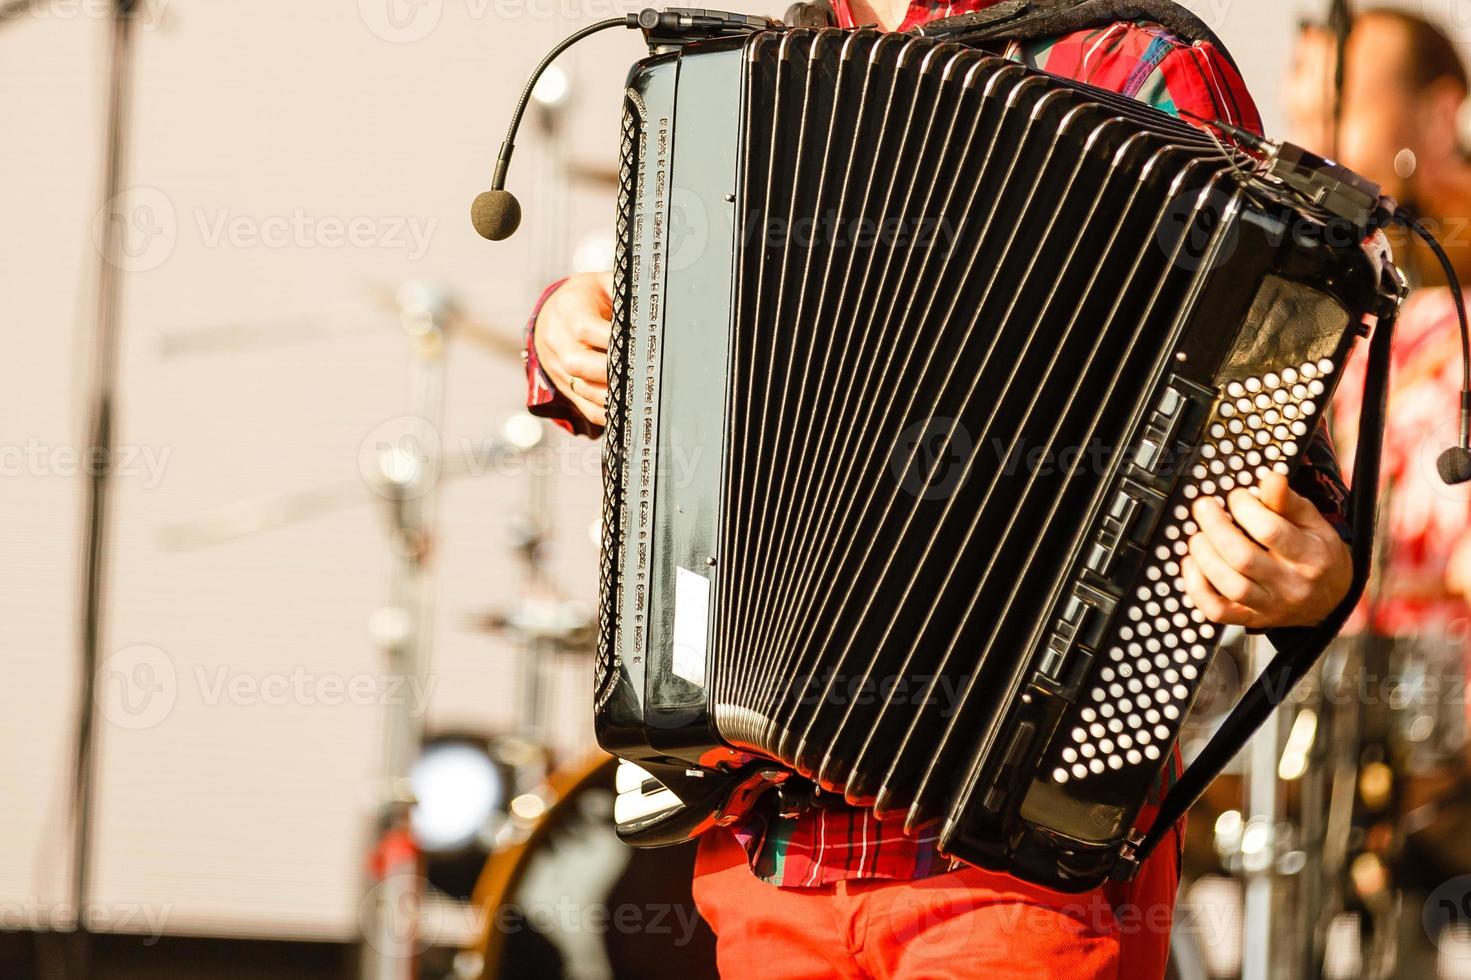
[409,739,504,855]
[532,64,571,108]
[502,412,545,451]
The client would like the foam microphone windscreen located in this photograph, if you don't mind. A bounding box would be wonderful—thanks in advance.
[1438,446,1471,485]
[471,190,521,241]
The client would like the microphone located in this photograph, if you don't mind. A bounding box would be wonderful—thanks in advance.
[1439,445,1471,485]
[472,9,775,241]
[471,142,523,241]
[1439,390,1471,484]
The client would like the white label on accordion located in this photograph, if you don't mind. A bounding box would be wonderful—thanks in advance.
[672,566,710,688]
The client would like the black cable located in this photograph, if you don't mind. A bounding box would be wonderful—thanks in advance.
[1396,206,1471,448]
[490,17,630,191]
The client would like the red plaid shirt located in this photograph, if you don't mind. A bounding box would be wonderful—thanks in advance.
[523,1,1336,886]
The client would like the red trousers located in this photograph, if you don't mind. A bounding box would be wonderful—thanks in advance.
[690,826,1181,980]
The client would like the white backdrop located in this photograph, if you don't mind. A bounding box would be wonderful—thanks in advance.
[0,0,1452,943]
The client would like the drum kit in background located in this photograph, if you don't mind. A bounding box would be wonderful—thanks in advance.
[153,276,717,980]
[1171,625,1471,980]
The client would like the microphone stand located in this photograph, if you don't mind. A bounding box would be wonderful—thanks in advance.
[65,1,139,976]
[1326,0,1351,161]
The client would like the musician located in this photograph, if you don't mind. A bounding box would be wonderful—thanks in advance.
[525,3,1355,975]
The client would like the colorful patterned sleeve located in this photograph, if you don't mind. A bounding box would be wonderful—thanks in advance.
[524,277,606,438]
[1010,26,1263,134]
[1291,421,1351,541]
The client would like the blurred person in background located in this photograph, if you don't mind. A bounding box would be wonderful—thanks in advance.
[1288,8,1471,885]
[512,2,1357,977]
[1287,10,1471,651]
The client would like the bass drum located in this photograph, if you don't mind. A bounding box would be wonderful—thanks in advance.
[471,753,719,980]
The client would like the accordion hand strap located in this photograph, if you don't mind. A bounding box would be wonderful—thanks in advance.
[910,0,1242,72]
[1128,294,1398,873]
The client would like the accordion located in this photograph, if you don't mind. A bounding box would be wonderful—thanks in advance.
[593,26,1400,890]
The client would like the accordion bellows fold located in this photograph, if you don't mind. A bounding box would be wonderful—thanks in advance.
[594,27,1394,891]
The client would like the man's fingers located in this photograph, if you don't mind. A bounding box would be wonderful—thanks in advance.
[573,312,612,352]
[562,346,610,385]
[1191,496,1277,583]
[1187,529,1274,610]
[1225,487,1311,562]
[573,379,608,408]
[567,386,607,426]
[1181,556,1259,626]
[1253,470,1324,527]
[582,272,613,322]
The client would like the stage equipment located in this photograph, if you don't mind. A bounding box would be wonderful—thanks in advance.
[64,3,141,977]
[469,753,716,980]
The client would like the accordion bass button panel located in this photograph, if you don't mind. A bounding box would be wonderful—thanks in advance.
[1044,359,1335,791]
[1039,375,1215,692]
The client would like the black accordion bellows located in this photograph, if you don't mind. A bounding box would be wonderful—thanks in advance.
[595,27,1396,890]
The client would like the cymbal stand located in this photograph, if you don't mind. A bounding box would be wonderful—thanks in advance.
[511,69,573,750]
[360,285,451,980]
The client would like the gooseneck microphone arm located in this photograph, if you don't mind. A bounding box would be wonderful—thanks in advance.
[1393,207,1471,483]
[471,8,777,241]
[470,16,630,241]
[499,18,632,177]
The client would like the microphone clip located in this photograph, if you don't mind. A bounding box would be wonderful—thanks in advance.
[635,7,778,52]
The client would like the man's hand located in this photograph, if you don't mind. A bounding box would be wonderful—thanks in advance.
[1181,471,1352,629]
[534,271,613,426]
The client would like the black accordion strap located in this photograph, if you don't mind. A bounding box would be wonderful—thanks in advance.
[910,0,1241,73]
[1130,295,1399,871]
